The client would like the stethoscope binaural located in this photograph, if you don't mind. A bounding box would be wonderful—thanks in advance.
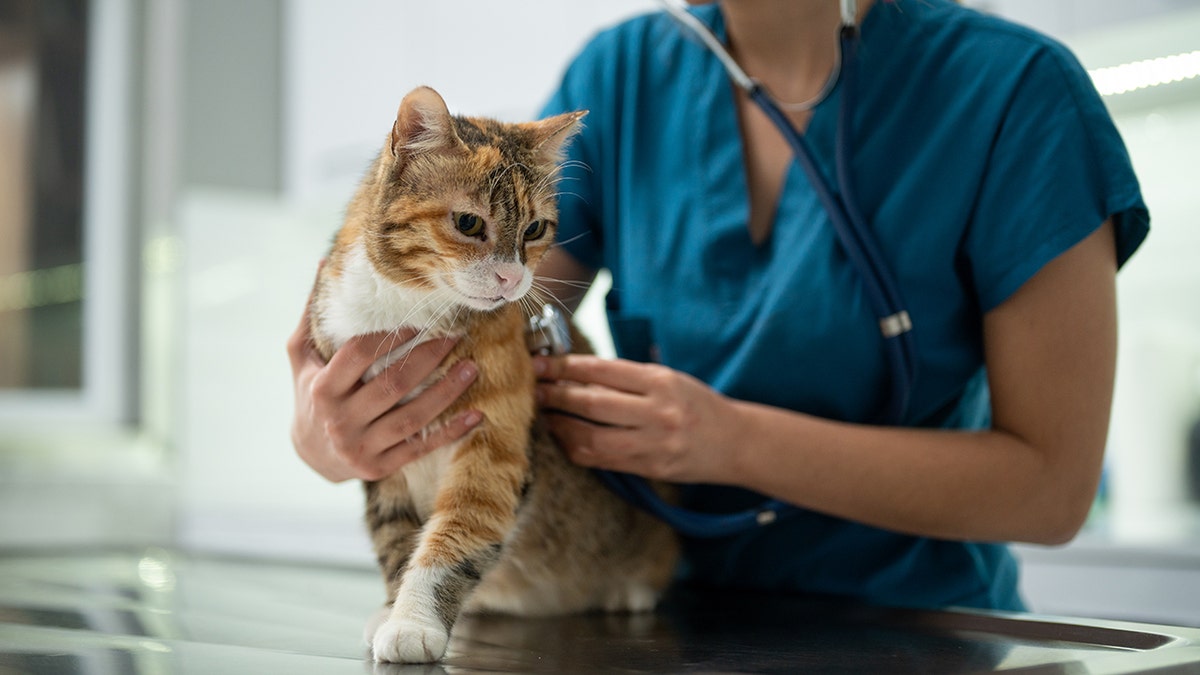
[587,0,921,538]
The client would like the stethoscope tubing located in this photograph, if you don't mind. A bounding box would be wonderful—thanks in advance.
[763,27,917,424]
[593,4,919,538]
[833,28,918,423]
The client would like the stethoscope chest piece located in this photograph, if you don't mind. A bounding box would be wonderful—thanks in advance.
[527,304,572,356]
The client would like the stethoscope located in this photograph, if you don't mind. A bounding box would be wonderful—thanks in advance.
[573,0,919,538]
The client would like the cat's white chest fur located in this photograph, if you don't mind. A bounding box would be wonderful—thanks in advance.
[319,243,464,379]
[403,440,458,520]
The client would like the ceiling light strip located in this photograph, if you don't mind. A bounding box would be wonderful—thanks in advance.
[1089,50,1200,97]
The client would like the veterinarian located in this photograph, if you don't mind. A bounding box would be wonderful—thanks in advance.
[288,0,1148,612]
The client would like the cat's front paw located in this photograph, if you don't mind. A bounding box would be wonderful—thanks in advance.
[371,616,449,664]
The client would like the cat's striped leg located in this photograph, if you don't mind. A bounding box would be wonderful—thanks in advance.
[371,433,528,664]
[365,481,424,592]
[372,524,505,662]
[362,481,423,644]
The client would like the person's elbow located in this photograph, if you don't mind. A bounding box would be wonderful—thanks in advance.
[1024,454,1104,547]
[1030,504,1090,547]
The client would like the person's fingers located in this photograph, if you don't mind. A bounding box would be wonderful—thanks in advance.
[359,359,480,453]
[543,412,648,473]
[314,328,423,400]
[533,354,663,394]
[366,409,485,480]
[536,380,645,428]
[286,308,314,373]
[287,263,326,372]
[349,336,459,422]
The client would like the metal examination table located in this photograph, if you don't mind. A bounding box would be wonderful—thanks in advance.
[2,548,1199,673]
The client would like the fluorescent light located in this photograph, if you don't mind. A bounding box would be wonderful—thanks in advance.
[1089,50,1200,96]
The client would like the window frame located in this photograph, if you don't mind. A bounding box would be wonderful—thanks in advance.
[0,0,137,429]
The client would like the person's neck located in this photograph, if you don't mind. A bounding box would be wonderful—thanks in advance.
[722,0,873,106]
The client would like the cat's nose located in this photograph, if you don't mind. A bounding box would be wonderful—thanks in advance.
[494,263,525,296]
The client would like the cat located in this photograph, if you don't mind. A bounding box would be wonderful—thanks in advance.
[308,86,679,664]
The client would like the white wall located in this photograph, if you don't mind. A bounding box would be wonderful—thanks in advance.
[283,0,656,203]
[966,0,1197,38]
[1105,98,1200,542]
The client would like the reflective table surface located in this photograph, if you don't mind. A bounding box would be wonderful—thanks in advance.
[2,548,1200,674]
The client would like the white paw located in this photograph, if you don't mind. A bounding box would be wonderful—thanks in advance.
[362,606,389,647]
[604,583,659,613]
[371,616,449,664]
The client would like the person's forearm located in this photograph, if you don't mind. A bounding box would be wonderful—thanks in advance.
[718,224,1119,547]
[721,400,1100,546]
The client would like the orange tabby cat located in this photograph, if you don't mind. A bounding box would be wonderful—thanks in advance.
[308,86,678,664]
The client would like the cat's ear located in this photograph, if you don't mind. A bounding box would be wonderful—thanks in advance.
[389,86,465,161]
[525,110,588,165]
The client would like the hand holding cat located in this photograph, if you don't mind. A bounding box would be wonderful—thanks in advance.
[287,290,483,483]
[534,355,744,484]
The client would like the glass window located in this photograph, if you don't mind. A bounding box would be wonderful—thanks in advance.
[0,0,87,391]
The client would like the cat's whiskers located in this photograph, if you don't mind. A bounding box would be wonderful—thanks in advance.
[377,294,461,392]
[515,293,539,325]
[533,159,587,192]
[366,276,441,360]
[536,159,588,186]
[390,271,452,328]
[403,291,455,341]
[531,169,565,197]
[363,270,457,388]
[527,281,578,320]
[533,275,592,291]
[523,283,548,305]
[532,278,593,320]
[548,231,590,250]
[450,300,480,354]
[558,159,591,173]
[548,188,586,206]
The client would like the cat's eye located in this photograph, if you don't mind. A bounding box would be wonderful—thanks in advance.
[524,220,548,241]
[454,212,486,238]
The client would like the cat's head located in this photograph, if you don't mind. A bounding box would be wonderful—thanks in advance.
[360,86,585,313]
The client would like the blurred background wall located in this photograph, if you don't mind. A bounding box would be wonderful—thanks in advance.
[1,0,1198,625]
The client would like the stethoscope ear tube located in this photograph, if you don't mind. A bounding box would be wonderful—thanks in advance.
[657,0,756,92]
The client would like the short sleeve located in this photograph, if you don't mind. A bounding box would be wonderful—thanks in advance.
[963,43,1149,313]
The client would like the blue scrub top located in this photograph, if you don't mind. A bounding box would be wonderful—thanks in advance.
[540,0,1148,611]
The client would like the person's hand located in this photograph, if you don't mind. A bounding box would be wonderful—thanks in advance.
[533,354,743,484]
[287,283,483,483]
